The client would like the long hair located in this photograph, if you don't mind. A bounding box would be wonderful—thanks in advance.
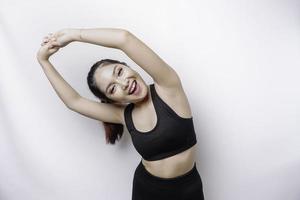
[87,58,129,144]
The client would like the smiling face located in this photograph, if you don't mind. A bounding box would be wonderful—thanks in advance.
[94,62,148,104]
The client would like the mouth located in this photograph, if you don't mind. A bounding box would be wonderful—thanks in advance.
[128,80,137,95]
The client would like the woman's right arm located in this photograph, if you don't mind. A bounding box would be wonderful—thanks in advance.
[40,60,123,123]
[37,32,126,124]
[37,59,124,124]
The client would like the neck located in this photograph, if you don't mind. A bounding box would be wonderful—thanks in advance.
[133,85,151,108]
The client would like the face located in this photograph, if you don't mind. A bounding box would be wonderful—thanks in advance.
[94,63,148,104]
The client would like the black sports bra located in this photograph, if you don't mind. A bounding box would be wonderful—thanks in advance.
[124,83,197,161]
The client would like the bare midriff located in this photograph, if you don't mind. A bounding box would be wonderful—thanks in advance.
[141,144,197,178]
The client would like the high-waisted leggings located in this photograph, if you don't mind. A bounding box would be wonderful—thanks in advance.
[132,159,205,200]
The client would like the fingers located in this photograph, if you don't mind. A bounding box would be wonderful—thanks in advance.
[40,39,58,49]
[41,33,56,45]
[47,41,60,49]
[41,36,57,46]
[50,41,60,48]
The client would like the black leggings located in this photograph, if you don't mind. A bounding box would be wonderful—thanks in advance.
[132,159,205,200]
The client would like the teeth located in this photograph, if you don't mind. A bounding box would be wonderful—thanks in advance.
[130,81,136,94]
[132,81,136,93]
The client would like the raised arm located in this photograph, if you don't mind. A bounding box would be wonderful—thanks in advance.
[37,59,123,124]
[36,30,127,124]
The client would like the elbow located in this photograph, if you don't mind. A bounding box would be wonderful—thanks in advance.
[65,101,75,111]
[118,29,132,49]
[65,96,81,111]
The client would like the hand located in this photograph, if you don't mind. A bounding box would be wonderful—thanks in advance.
[37,36,60,62]
[41,28,80,48]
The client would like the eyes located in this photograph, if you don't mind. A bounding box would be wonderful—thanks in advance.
[117,67,123,76]
[110,67,123,94]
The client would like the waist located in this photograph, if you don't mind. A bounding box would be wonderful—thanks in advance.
[141,144,196,178]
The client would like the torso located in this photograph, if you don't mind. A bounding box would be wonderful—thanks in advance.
[122,83,196,178]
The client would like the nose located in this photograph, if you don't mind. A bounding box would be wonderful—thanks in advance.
[116,78,129,90]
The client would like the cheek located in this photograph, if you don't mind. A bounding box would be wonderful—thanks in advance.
[114,89,127,99]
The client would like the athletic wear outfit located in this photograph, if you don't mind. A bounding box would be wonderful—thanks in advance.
[124,83,204,200]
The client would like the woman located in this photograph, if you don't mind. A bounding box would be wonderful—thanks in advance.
[37,28,205,200]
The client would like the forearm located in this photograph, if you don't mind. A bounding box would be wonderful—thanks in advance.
[38,59,80,107]
[73,28,129,49]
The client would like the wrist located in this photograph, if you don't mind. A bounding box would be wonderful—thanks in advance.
[72,28,83,42]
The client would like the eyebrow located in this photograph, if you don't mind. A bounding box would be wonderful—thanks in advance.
[105,65,118,94]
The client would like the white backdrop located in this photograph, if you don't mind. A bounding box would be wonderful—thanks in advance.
[1,0,299,200]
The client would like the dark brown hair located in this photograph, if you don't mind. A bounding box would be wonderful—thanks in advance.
[87,58,129,144]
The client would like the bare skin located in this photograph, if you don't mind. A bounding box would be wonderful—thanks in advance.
[37,28,197,179]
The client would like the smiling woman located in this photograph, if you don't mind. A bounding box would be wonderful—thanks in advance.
[37,27,204,200]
